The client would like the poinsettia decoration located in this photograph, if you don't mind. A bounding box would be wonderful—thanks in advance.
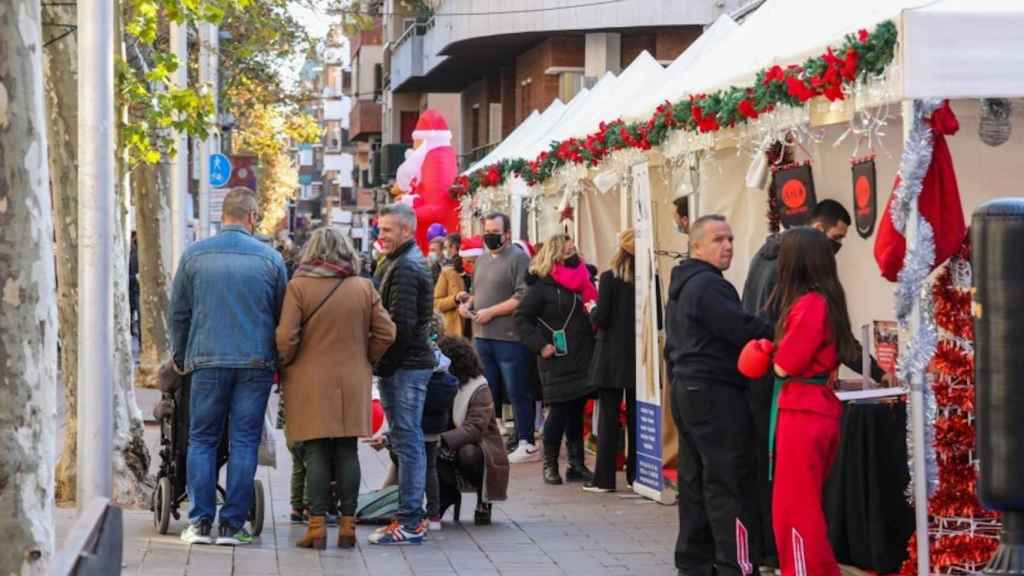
[450,20,898,199]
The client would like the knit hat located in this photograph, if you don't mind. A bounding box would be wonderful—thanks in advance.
[619,228,635,255]
[513,239,536,258]
[459,236,484,258]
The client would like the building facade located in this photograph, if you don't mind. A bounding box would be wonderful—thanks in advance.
[382,0,746,171]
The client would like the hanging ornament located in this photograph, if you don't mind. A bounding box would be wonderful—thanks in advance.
[978,98,1012,147]
[771,161,817,229]
[851,155,878,239]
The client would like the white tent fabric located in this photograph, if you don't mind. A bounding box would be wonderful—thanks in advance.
[684,0,927,96]
[464,100,566,175]
[624,15,740,120]
[502,88,591,162]
[903,0,1024,99]
[517,72,617,160]
[550,51,666,140]
[464,109,540,175]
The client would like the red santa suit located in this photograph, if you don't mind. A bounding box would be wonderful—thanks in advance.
[771,292,842,576]
[394,109,460,253]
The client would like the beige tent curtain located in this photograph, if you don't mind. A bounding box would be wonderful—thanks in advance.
[576,186,622,273]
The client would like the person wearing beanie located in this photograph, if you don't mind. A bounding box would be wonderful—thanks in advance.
[584,229,638,493]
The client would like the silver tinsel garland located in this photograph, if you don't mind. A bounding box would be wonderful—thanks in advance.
[892,99,944,500]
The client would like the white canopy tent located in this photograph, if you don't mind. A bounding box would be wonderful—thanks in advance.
[503,85,594,162]
[902,0,1024,99]
[627,2,1024,573]
[463,109,540,175]
[551,50,666,140]
[518,71,618,161]
[623,14,740,121]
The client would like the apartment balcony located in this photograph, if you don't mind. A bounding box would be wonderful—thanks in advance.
[323,98,347,121]
[405,0,742,91]
[389,23,426,93]
[349,100,382,142]
[350,22,383,59]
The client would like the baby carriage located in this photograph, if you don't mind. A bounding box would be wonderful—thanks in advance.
[150,369,266,536]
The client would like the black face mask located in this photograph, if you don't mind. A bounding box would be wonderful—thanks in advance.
[830,239,843,255]
[483,234,504,251]
[564,254,581,268]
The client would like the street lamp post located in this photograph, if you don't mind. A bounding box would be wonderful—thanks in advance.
[77,0,115,506]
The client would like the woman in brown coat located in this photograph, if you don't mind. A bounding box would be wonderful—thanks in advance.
[436,335,509,526]
[434,259,465,337]
[276,227,396,549]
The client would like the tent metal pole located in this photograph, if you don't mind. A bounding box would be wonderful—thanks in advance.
[903,99,931,576]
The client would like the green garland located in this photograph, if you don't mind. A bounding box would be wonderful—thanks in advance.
[451,19,897,199]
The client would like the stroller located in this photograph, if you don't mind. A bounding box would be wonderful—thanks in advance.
[151,370,266,536]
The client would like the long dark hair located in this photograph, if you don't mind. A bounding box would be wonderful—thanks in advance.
[769,227,858,364]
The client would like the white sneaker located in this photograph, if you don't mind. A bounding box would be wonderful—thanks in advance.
[507,440,542,464]
[180,521,213,545]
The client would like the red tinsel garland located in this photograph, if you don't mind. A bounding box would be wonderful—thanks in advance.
[900,241,1001,575]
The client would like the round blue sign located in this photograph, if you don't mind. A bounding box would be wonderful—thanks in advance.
[209,153,232,188]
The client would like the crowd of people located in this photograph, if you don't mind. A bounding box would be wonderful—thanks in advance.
[169,187,637,549]
[169,185,883,575]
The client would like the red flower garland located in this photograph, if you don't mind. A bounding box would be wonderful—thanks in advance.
[901,241,1002,575]
[450,21,898,199]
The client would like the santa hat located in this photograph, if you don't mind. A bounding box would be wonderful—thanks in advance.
[412,109,452,144]
[513,239,536,258]
[459,236,484,258]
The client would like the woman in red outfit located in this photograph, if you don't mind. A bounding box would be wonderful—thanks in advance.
[769,228,859,576]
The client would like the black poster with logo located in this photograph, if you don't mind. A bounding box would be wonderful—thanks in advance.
[851,158,877,238]
[772,163,817,229]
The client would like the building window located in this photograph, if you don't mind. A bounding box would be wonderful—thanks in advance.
[471,105,480,150]
[373,64,383,100]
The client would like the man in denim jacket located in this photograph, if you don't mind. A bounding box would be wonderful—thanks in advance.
[170,187,288,546]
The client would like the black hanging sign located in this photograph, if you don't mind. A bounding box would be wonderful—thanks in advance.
[771,162,817,229]
[851,157,877,238]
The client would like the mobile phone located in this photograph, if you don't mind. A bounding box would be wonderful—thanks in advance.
[552,329,568,356]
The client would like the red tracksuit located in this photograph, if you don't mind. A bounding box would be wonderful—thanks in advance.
[772,293,842,576]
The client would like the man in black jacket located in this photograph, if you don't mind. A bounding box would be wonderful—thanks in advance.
[742,199,891,568]
[664,214,771,576]
[369,202,435,545]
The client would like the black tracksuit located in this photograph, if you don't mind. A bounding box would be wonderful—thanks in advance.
[741,233,885,567]
[664,259,771,576]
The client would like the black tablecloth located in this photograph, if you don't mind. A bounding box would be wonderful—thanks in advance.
[825,399,915,574]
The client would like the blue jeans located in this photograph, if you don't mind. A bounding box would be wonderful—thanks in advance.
[475,338,536,443]
[187,368,272,530]
[379,368,431,529]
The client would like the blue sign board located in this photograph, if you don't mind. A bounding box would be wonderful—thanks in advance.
[636,400,663,491]
[209,153,232,188]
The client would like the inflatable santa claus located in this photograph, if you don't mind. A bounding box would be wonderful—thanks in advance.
[392,109,461,252]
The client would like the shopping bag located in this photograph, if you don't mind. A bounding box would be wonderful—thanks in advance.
[258,404,277,468]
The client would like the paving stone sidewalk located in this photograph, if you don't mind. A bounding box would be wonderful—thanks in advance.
[56,390,679,576]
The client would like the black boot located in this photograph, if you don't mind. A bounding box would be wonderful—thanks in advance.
[565,439,594,483]
[543,444,563,485]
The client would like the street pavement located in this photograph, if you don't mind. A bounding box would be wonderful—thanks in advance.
[56,390,679,576]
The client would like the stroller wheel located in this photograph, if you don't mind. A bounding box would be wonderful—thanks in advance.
[154,477,171,534]
[250,479,265,537]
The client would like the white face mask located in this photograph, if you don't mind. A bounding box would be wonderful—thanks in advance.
[428,253,440,264]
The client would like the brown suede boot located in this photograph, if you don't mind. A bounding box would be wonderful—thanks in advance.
[295,516,327,549]
[337,516,356,549]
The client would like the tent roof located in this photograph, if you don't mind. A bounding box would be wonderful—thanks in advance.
[498,88,591,163]
[902,0,1024,99]
[562,51,666,137]
[624,15,740,120]
[517,71,617,161]
[464,109,540,175]
[464,100,565,175]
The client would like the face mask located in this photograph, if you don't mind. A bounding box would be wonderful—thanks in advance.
[564,254,581,268]
[676,223,687,234]
[428,253,440,264]
[483,234,505,251]
[830,239,842,255]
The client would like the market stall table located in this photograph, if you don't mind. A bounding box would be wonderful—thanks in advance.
[825,396,916,574]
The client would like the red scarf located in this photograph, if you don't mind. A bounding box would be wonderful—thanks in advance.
[551,261,597,305]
